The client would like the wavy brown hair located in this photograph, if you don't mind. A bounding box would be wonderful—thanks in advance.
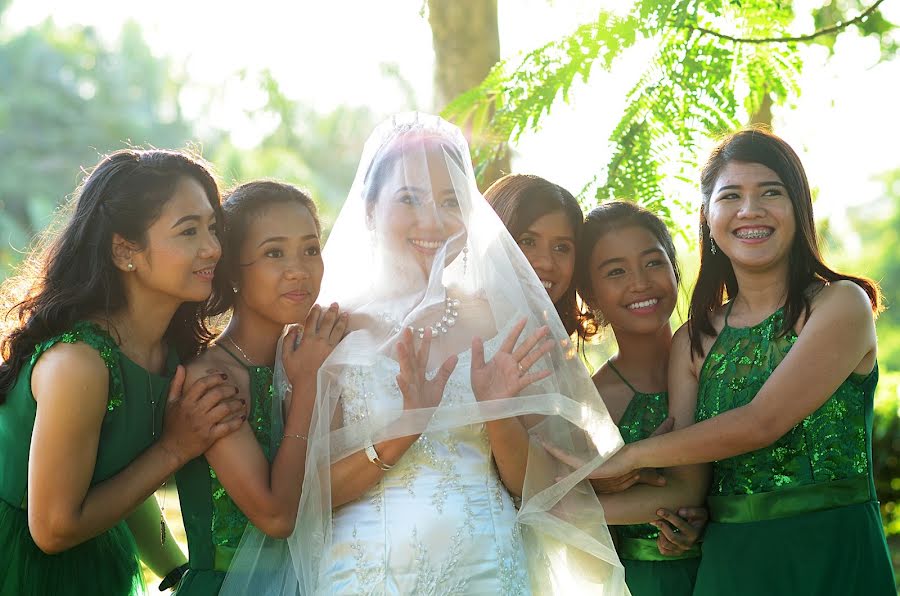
[485,174,586,336]
[689,127,880,357]
[0,149,224,403]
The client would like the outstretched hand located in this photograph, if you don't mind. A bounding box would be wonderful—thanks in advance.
[541,414,674,492]
[471,318,553,402]
[396,327,458,411]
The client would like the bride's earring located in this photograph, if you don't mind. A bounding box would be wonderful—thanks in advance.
[462,245,468,275]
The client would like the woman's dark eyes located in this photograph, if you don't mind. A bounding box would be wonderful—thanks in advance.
[305,246,321,256]
[265,249,284,258]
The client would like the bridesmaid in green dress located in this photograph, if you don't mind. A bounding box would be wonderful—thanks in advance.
[484,174,585,337]
[0,150,245,596]
[571,129,896,594]
[175,181,346,595]
[575,201,704,595]
[487,177,708,584]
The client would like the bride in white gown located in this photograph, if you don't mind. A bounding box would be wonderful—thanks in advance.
[221,113,629,595]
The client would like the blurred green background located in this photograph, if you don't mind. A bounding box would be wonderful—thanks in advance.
[1,0,897,588]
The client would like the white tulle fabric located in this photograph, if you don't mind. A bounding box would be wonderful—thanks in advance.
[220,113,628,595]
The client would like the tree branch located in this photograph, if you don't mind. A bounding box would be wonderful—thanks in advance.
[685,0,887,44]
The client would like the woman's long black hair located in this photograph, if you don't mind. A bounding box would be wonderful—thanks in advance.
[689,127,880,357]
[0,149,224,402]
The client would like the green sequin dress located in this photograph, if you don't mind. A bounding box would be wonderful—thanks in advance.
[607,362,700,596]
[692,305,895,595]
[0,321,177,596]
[174,345,276,595]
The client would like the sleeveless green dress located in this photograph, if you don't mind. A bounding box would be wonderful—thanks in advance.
[693,305,896,595]
[607,361,700,596]
[0,321,177,596]
[174,345,276,595]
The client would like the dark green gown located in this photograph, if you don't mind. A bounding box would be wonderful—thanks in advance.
[693,305,896,595]
[608,361,700,596]
[174,345,275,595]
[0,321,177,596]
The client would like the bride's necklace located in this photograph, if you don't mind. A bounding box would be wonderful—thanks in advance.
[391,296,461,339]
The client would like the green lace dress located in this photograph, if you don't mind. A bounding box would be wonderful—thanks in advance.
[607,362,700,596]
[693,306,895,595]
[0,321,177,596]
[174,345,276,595]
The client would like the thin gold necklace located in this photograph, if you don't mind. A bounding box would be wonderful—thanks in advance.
[225,335,257,366]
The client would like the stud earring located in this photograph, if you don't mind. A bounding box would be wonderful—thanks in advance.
[127,262,134,270]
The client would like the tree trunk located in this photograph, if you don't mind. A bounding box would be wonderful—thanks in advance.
[428,0,510,189]
[749,91,774,128]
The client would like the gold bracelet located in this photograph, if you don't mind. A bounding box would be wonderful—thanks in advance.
[283,432,308,441]
[365,444,393,471]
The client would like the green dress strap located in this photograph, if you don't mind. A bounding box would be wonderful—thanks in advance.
[216,343,246,367]
[30,321,126,411]
[606,359,638,394]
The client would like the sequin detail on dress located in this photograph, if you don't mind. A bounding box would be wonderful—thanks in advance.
[696,307,871,496]
[209,366,274,550]
[616,390,669,542]
[30,321,125,411]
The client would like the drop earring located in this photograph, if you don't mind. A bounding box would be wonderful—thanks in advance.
[710,237,718,255]
[462,245,468,275]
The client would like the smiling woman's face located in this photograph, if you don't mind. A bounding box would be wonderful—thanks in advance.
[235,201,323,326]
[370,143,466,278]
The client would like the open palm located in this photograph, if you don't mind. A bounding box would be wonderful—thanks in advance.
[396,327,458,411]
[471,318,553,402]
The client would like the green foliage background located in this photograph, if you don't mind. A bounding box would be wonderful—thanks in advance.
[0,0,898,583]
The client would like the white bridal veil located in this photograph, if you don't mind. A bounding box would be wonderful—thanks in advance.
[221,113,627,595]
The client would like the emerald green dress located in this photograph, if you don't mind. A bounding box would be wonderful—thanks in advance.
[0,321,177,596]
[693,305,896,595]
[607,362,700,596]
[174,345,276,595]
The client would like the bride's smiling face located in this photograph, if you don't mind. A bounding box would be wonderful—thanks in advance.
[369,141,466,277]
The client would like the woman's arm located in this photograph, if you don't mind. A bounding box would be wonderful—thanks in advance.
[28,346,243,554]
[594,325,710,523]
[204,310,346,538]
[600,282,877,475]
[125,496,187,577]
[472,320,554,497]
[330,328,458,508]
